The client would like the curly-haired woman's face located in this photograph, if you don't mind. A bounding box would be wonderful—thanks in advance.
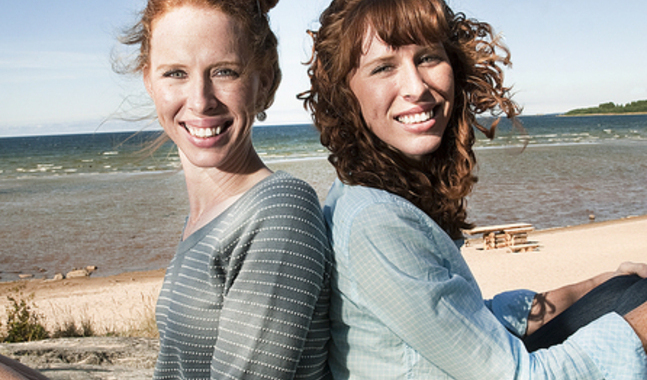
[349,31,454,161]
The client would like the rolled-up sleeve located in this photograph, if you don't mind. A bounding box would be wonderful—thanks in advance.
[332,187,646,379]
[484,289,536,337]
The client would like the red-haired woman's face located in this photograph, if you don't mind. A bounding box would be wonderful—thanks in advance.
[349,30,454,161]
[144,6,262,171]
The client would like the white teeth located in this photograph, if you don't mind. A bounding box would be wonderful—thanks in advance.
[397,110,434,125]
[184,124,223,138]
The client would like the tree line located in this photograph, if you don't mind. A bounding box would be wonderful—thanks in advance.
[564,99,647,115]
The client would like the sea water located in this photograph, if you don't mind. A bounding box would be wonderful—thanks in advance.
[1,115,645,179]
[1,115,646,281]
[0,124,327,179]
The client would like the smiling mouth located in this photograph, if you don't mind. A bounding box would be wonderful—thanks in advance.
[181,121,233,138]
[396,109,434,125]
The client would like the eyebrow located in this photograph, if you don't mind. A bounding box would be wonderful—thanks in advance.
[152,60,245,73]
[153,63,185,72]
[357,43,399,72]
[361,54,395,69]
[360,43,447,67]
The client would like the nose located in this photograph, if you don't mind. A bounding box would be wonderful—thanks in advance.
[399,62,428,101]
[187,74,218,114]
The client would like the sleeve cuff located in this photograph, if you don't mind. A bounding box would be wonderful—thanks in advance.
[485,289,536,337]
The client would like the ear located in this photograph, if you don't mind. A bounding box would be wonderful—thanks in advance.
[256,69,274,110]
[259,69,273,94]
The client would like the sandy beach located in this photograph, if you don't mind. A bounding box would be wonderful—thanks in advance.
[1,158,646,378]
[463,215,647,298]
[2,213,646,335]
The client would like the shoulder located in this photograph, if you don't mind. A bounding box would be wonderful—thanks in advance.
[241,171,322,217]
[325,180,432,231]
[326,182,467,286]
[254,170,319,205]
[324,180,453,252]
[228,171,330,262]
[231,172,328,247]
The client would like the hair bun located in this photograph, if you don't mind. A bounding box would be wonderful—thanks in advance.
[256,0,279,14]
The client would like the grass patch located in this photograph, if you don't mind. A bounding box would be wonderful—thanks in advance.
[119,293,159,339]
[1,286,158,342]
[51,319,95,338]
[1,285,49,343]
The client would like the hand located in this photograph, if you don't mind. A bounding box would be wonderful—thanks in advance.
[614,262,647,278]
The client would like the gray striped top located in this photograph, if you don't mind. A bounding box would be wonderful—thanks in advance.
[154,171,332,380]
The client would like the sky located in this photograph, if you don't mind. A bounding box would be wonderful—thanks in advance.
[1,0,646,137]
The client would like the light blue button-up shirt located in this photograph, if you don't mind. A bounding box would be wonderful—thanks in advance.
[324,180,646,379]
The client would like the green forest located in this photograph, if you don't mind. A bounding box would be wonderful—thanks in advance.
[564,99,647,116]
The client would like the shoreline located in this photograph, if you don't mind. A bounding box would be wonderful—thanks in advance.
[2,213,645,282]
[558,111,647,117]
[2,214,646,334]
[462,214,647,298]
[3,213,644,283]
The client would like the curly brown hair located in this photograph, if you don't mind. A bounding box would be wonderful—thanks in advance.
[300,0,520,239]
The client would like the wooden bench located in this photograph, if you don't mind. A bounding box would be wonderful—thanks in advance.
[465,223,538,252]
[509,243,540,253]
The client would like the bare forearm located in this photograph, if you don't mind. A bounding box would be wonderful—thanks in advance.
[625,302,647,352]
[526,272,615,336]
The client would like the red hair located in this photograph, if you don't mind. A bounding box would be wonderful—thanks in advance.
[118,0,281,113]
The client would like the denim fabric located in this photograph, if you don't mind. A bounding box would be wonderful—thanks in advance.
[324,179,646,380]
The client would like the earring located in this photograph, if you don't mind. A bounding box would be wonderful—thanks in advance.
[256,111,267,122]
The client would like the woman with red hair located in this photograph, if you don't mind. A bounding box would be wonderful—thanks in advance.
[121,0,332,378]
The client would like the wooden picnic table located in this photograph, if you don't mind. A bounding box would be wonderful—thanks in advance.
[465,223,539,252]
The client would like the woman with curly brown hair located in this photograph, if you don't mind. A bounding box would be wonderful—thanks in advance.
[301,0,647,378]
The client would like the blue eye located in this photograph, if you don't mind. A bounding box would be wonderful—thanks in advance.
[420,55,441,64]
[214,68,240,78]
[163,70,186,78]
[370,65,392,75]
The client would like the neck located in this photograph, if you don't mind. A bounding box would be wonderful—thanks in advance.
[180,149,272,239]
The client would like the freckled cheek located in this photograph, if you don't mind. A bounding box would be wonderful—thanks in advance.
[151,91,183,129]
[217,84,256,112]
[440,67,455,98]
[158,89,184,113]
[359,88,389,123]
[227,91,252,113]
